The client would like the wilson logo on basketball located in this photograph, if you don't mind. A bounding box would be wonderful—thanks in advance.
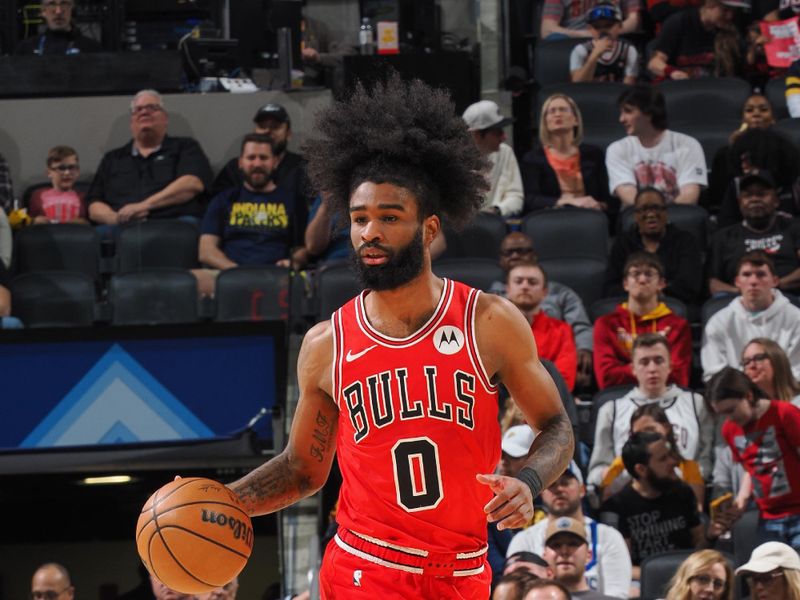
[201,510,254,548]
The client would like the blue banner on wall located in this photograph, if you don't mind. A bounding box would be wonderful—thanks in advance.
[0,323,285,449]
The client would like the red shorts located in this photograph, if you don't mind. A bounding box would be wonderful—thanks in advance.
[319,530,491,600]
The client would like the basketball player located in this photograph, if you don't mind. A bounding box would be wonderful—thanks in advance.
[229,75,574,598]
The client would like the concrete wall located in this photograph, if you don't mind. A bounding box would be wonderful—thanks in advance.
[0,89,331,198]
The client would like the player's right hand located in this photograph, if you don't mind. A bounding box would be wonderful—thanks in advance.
[476,473,534,531]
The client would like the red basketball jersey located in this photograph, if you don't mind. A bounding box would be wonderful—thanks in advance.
[331,278,500,553]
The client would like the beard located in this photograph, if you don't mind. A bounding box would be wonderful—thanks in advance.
[272,138,288,157]
[351,226,425,291]
[243,168,272,191]
[645,468,679,493]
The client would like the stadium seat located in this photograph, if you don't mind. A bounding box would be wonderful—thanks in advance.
[109,269,198,325]
[537,82,628,130]
[658,77,751,129]
[773,117,800,148]
[732,508,759,568]
[582,384,635,448]
[116,220,199,273]
[701,294,737,326]
[215,266,290,322]
[618,204,711,249]
[680,125,737,172]
[538,257,607,308]
[640,550,698,600]
[10,271,95,328]
[14,223,100,279]
[433,258,504,292]
[533,38,583,86]
[439,211,508,260]
[765,77,789,121]
[315,261,362,320]
[522,208,609,261]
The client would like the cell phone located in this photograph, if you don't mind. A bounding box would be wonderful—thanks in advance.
[710,492,733,521]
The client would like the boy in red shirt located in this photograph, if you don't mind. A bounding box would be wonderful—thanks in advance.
[507,261,577,390]
[29,145,87,224]
[594,252,691,389]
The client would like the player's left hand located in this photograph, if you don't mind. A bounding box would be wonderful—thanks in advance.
[476,473,534,531]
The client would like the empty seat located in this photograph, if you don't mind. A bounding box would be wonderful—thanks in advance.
[215,266,290,322]
[315,261,362,320]
[658,77,751,128]
[533,38,583,86]
[440,211,508,260]
[116,220,199,273]
[110,269,198,325]
[522,208,609,261]
[14,224,100,279]
[538,257,607,308]
[433,258,504,292]
[766,76,789,121]
[10,271,95,328]
[774,117,800,148]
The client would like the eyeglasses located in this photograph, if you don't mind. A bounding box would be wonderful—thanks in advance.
[742,352,769,368]
[501,247,534,257]
[747,570,785,587]
[626,269,660,281]
[690,575,726,590]
[31,588,70,600]
[50,164,79,173]
[42,0,73,9]
[634,204,667,214]
[131,103,163,115]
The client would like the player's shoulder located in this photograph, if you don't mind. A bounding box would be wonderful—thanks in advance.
[298,320,334,365]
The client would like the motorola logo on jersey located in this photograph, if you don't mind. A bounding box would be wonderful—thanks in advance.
[433,326,464,355]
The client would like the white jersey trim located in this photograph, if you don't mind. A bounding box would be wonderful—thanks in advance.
[464,288,497,393]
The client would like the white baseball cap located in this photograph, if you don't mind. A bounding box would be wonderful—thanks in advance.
[501,425,536,458]
[736,542,800,574]
[462,100,514,131]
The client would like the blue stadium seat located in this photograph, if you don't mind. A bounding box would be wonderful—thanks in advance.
[658,77,750,129]
[522,208,609,261]
[533,39,583,86]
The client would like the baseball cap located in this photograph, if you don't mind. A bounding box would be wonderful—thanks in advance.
[736,542,800,574]
[544,516,588,546]
[253,103,290,125]
[462,100,514,131]
[586,2,622,23]
[719,0,750,8]
[564,460,584,486]
[739,170,777,190]
[502,425,536,458]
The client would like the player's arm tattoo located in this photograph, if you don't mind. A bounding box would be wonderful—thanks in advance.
[229,454,314,516]
[526,412,574,491]
[310,410,334,462]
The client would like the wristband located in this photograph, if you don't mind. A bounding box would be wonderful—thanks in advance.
[516,466,544,499]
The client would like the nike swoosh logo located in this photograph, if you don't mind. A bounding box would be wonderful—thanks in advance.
[345,345,378,362]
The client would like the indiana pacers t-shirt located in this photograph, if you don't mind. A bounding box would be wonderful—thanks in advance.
[201,186,307,266]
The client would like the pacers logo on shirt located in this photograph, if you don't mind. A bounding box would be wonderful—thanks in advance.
[433,326,464,355]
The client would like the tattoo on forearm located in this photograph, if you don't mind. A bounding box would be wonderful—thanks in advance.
[527,413,574,489]
[310,410,333,463]
[231,454,310,516]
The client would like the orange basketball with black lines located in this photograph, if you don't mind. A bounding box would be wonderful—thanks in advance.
[135,477,253,594]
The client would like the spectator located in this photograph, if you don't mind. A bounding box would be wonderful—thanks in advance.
[520,94,610,212]
[507,261,578,389]
[594,253,692,389]
[211,103,310,203]
[505,551,552,578]
[88,90,212,226]
[193,134,308,296]
[508,463,632,598]
[523,579,572,600]
[305,193,350,263]
[713,129,800,228]
[540,0,641,39]
[0,255,20,328]
[494,232,594,388]
[708,173,800,295]
[599,431,706,576]
[494,570,542,600]
[665,549,735,600]
[29,146,88,224]
[0,152,13,213]
[647,0,744,80]
[197,577,237,600]
[707,368,800,547]
[702,251,800,381]
[541,517,620,600]
[742,338,800,407]
[14,0,101,55]
[647,0,702,29]
[606,85,707,207]
[787,58,800,119]
[605,187,703,304]
[150,575,197,600]
[462,100,523,217]
[570,3,638,84]
[31,563,74,600]
[0,209,10,268]
[735,542,800,598]
[591,401,707,508]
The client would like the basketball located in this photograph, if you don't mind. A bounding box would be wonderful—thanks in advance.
[135,477,253,594]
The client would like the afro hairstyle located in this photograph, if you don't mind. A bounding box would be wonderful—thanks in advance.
[302,72,489,229]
